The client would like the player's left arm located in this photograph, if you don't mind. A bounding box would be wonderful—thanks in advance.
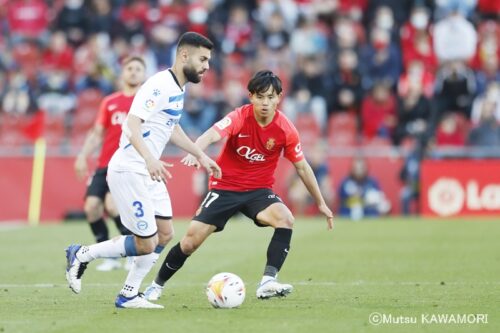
[171,125,222,178]
[293,159,334,230]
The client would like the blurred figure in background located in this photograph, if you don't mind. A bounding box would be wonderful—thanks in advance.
[338,156,391,220]
[468,87,500,147]
[400,139,430,215]
[360,80,397,141]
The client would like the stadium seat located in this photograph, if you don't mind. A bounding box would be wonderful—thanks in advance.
[294,113,321,147]
[327,113,358,147]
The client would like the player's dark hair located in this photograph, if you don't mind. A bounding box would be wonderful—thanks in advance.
[122,55,146,68]
[247,70,283,95]
[177,32,213,50]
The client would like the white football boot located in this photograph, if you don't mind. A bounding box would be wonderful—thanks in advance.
[65,244,88,294]
[256,279,293,299]
[143,282,164,301]
[115,293,164,309]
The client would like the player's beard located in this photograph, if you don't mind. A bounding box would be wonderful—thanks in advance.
[183,65,202,83]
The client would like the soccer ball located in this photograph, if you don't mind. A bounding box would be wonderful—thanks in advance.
[206,272,246,308]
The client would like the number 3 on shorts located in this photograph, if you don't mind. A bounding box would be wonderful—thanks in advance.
[133,201,144,217]
[200,192,219,208]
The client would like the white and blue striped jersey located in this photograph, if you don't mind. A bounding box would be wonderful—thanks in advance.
[109,69,185,175]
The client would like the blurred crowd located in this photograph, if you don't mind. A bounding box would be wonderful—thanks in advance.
[0,0,499,151]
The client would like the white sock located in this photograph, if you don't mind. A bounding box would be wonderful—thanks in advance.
[120,252,160,297]
[77,236,127,263]
[260,275,275,285]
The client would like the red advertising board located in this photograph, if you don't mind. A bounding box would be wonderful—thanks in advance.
[421,160,500,217]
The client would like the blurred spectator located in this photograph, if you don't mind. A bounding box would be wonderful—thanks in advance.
[259,10,290,53]
[434,113,468,147]
[41,31,74,74]
[432,61,476,121]
[74,63,114,95]
[470,20,500,74]
[221,5,255,58]
[7,0,50,45]
[290,15,329,58]
[257,0,299,30]
[149,23,180,69]
[288,56,329,129]
[331,49,363,114]
[360,80,397,140]
[400,6,438,72]
[468,95,500,146]
[118,0,151,40]
[87,0,123,37]
[474,56,500,97]
[360,27,402,90]
[398,60,435,98]
[365,0,422,28]
[1,70,38,115]
[470,82,500,125]
[179,84,218,138]
[37,71,76,116]
[433,8,477,63]
[55,0,90,47]
[288,141,333,216]
[129,34,158,77]
[394,80,432,145]
[371,6,399,42]
[338,156,391,220]
[468,100,500,147]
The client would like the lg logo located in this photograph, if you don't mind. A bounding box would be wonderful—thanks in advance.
[236,146,266,162]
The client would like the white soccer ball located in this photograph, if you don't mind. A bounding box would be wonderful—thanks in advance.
[206,272,246,308]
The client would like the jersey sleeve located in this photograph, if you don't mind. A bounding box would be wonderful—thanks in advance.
[94,97,109,128]
[128,75,166,121]
[283,121,305,163]
[211,107,244,138]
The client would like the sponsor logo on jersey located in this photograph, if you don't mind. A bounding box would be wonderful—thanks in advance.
[238,133,250,138]
[236,146,266,162]
[136,220,148,231]
[265,138,276,150]
[145,99,155,109]
[152,89,161,97]
[294,143,303,158]
[111,111,127,125]
[215,117,231,130]
[108,104,118,111]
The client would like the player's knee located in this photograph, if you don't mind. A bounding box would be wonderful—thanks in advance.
[276,213,294,229]
[158,229,174,246]
[84,201,102,219]
[180,236,201,255]
[135,236,158,254]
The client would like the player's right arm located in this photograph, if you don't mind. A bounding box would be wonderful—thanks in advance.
[74,124,105,180]
[181,107,243,167]
[125,114,172,182]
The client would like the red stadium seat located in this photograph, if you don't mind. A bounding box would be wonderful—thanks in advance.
[294,113,321,147]
[327,113,358,147]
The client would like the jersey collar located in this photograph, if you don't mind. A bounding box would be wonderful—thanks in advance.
[168,69,184,91]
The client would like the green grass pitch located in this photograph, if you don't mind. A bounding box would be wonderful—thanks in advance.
[0,217,498,333]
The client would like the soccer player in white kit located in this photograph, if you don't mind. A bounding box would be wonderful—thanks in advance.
[65,32,221,309]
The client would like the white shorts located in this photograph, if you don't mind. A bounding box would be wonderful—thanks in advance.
[107,170,172,237]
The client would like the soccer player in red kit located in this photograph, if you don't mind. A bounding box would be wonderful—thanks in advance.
[144,70,334,301]
[74,56,146,271]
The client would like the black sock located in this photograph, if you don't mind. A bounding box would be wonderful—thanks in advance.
[113,215,131,235]
[89,218,109,243]
[155,243,189,286]
[264,228,292,277]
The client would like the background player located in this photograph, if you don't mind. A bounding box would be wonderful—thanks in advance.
[65,32,221,309]
[74,56,146,271]
[144,70,334,302]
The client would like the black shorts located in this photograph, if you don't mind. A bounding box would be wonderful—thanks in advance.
[193,189,283,232]
[85,167,109,200]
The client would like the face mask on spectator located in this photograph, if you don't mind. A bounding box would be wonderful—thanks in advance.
[410,12,429,30]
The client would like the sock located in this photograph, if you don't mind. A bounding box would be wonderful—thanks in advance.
[263,228,292,278]
[76,235,138,263]
[154,243,189,286]
[89,218,109,243]
[120,251,160,297]
[113,215,131,235]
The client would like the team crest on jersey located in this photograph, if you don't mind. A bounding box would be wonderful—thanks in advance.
[145,99,155,109]
[265,138,276,150]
